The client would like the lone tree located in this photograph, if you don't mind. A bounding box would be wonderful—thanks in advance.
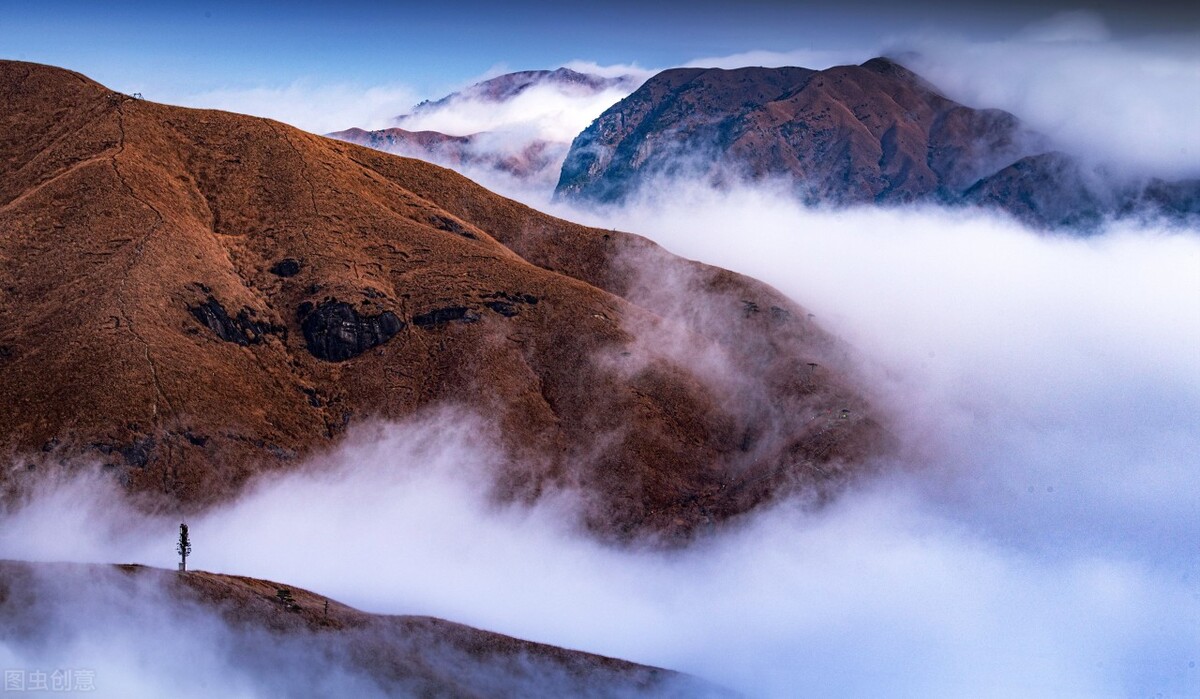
[177,522,192,572]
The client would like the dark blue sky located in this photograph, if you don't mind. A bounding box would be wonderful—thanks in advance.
[3,0,1195,99]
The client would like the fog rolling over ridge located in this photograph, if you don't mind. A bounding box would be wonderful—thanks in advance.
[4,191,1198,696]
[553,56,1199,229]
[2,14,1200,699]
[330,65,650,192]
[896,11,1200,180]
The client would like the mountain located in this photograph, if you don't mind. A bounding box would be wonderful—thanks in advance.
[409,67,638,113]
[0,60,884,542]
[0,560,725,697]
[329,68,644,186]
[327,126,558,180]
[555,58,1200,228]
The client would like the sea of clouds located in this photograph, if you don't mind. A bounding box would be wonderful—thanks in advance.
[3,179,1197,697]
[2,10,1198,699]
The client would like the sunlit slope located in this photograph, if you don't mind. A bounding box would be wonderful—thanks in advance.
[0,60,885,541]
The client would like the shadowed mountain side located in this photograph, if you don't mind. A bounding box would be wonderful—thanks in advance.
[0,560,727,697]
[556,58,1200,229]
[0,60,885,543]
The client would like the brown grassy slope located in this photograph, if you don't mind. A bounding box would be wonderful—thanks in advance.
[0,60,885,541]
[0,560,724,697]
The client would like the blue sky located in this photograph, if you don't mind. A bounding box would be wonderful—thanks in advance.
[3,0,1194,97]
[2,0,1196,148]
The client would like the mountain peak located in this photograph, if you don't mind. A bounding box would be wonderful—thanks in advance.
[555,59,1198,227]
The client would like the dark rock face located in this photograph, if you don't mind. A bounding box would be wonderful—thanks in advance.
[270,258,302,277]
[189,297,284,346]
[484,301,519,317]
[91,436,155,468]
[299,300,405,362]
[479,291,539,318]
[412,307,480,327]
[556,57,1200,229]
[428,215,476,239]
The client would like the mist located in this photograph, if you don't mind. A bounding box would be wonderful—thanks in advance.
[394,67,646,143]
[5,19,1200,694]
[895,11,1200,178]
[3,173,1198,696]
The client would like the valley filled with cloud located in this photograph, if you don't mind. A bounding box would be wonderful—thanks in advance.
[0,6,1197,698]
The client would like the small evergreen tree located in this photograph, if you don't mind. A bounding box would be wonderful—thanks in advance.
[177,522,191,572]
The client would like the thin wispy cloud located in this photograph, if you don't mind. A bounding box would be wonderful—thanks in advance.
[894,12,1200,177]
[170,80,419,134]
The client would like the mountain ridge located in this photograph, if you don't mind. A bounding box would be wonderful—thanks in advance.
[0,59,885,543]
[555,57,1200,228]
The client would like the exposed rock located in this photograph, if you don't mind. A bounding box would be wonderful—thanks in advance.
[189,296,284,346]
[485,300,519,316]
[269,258,302,277]
[91,436,155,469]
[298,300,405,362]
[427,214,476,239]
[183,431,209,447]
[412,306,480,327]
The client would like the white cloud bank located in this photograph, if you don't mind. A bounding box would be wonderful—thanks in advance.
[3,186,1198,697]
[4,19,1200,696]
[895,12,1200,178]
[395,80,642,143]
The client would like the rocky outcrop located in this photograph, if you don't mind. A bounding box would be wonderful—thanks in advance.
[189,296,285,346]
[298,300,405,362]
[411,306,480,327]
[269,258,302,277]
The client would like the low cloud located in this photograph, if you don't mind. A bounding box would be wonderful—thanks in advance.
[4,28,1200,696]
[562,60,656,81]
[3,182,1199,696]
[395,76,642,143]
[894,12,1200,178]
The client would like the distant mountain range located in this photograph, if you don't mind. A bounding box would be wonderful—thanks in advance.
[409,67,638,113]
[556,57,1200,228]
[332,59,1199,229]
[330,67,643,185]
[326,126,558,179]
